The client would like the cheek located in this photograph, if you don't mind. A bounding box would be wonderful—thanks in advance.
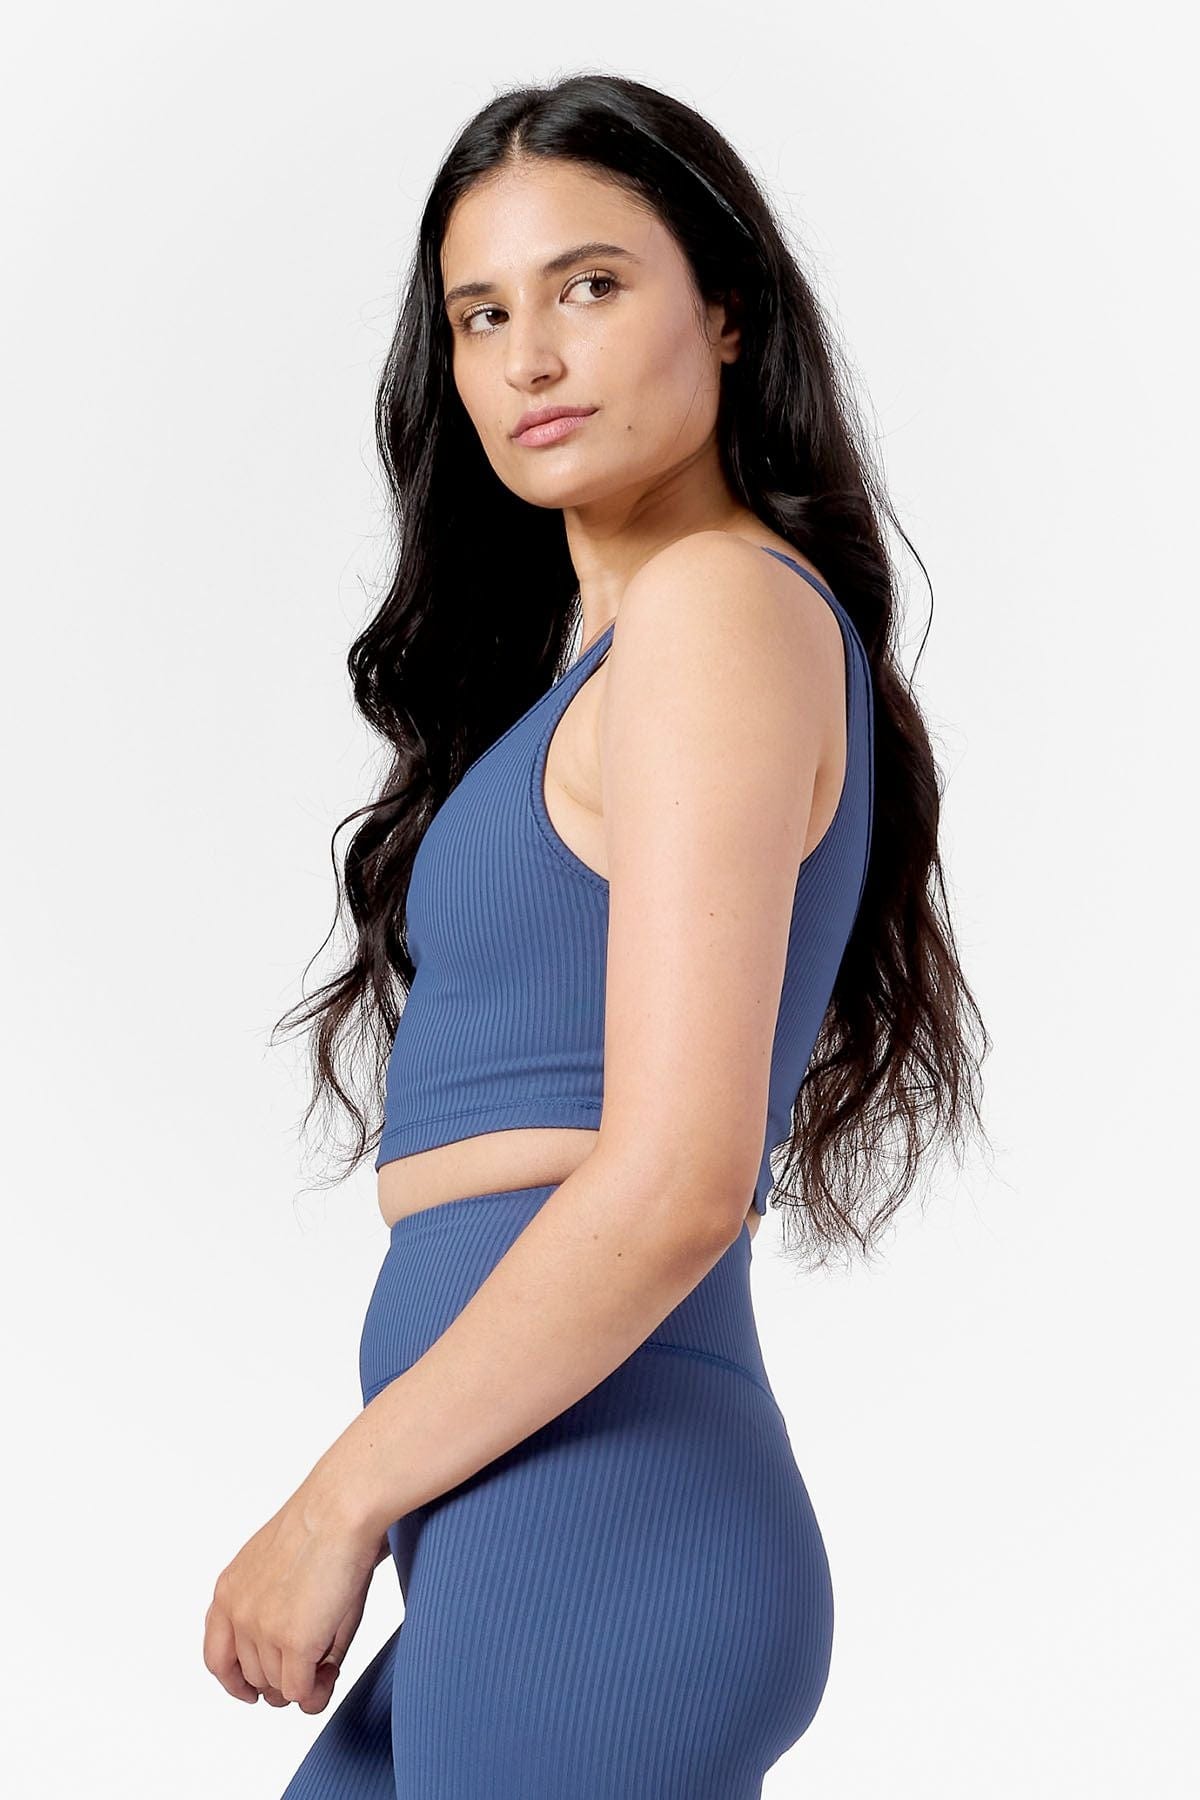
[628,294,708,385]
[618,323,718,450]
[454,369,504,447]
[451,357,481,418]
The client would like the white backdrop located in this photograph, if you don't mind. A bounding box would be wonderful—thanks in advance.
[3,3,1195,1794]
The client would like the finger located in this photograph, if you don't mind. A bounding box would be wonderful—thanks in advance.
[278,1572,368,1713]
[294,1585,369,1715]
[307,1658,341,1715]
[234,1628,271,1701]
[203,1598,260,1704]
[280,1643,327,1713]
[328,1587,371,1673]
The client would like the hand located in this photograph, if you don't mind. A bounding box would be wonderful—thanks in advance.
[203,1475,391,1714]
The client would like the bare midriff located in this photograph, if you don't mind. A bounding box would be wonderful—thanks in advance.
[376,1131,762,1239]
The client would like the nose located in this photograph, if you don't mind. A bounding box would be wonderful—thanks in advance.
[502,311,567,391]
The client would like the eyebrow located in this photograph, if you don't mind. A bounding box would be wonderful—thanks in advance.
[443,242,644,310]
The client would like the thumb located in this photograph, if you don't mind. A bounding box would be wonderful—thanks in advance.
[303,1581,373,1713]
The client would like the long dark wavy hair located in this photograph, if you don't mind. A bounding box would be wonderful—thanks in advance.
[271,70,990,1270]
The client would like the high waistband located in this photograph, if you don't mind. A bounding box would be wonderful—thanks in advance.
[360,1183,776,1410]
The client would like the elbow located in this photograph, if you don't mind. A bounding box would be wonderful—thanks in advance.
[591,1130,756,1257]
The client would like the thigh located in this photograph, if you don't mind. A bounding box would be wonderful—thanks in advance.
[386,1346,834,1799]
[278,1622,401,1799]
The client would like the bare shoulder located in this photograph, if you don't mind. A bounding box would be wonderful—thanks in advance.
[615,529,844,704]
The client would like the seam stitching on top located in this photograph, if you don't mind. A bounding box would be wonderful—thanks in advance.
[378,1096,604,1143]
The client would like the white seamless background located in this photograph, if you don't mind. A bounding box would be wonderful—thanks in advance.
[2,4,1194,1795]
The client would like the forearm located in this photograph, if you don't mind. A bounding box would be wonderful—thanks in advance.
[313,1151,738,1538]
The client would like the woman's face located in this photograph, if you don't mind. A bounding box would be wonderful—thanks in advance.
[440,159,741,512]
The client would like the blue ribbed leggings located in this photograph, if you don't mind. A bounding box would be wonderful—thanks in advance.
[280,1184,834,1798]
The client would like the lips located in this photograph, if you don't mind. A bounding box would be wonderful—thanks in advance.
[511,405,597,439]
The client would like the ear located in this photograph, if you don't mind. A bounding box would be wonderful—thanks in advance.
[711,287,743,364]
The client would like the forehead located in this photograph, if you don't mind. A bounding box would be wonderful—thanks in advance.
[440,161,664,280]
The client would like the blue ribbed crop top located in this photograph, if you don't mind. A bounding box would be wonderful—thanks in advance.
[376,545,876,1213]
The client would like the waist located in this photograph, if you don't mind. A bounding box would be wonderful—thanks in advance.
[359,1183,773,1412]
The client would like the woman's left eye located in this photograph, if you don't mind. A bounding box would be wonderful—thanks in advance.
[456,270,621,337]
[566,270,620,303]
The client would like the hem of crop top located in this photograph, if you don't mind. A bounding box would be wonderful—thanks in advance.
[375,1095,771,1216]
[375,1094,605,1172]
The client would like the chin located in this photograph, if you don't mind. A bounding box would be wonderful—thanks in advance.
[514,470,611,508]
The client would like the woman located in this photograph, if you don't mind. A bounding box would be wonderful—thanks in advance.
[204,73,988,1797]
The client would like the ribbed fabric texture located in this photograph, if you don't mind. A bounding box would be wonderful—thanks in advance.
[281,1185,835,1797]
[376,546,875,1216]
